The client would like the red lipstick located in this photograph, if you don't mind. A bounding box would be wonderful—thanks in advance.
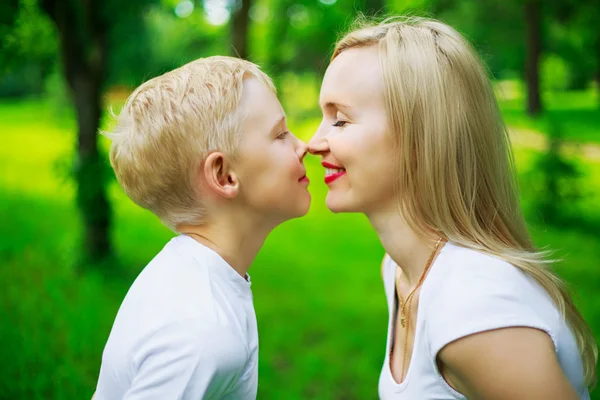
[322,161,346,185]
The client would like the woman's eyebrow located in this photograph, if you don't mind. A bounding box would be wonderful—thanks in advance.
[320,101,352,112]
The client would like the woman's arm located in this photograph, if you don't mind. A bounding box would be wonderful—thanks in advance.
[437,327,579,400]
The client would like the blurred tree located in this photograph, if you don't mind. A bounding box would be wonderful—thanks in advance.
[0,0,21,70]
[429,0,525,82]
[550,0,600,104]
[39,0,113,266]
[0,0,57,97]
[525,0,542,116]
[230,0,252,59]
[144,3,229,79]
[38,0,155,267]
[358,0,386,15]
[528,118,587,227]
[263,0,292,86]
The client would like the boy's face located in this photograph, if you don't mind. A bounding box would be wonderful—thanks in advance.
[233,77,311,222]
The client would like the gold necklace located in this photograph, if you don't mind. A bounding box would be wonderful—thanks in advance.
[396,237,444,328]
[393,237,445,381]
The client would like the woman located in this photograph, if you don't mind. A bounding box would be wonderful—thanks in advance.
[308,17,596,399]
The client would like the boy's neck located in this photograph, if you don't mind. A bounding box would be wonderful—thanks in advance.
[177,217,273,279]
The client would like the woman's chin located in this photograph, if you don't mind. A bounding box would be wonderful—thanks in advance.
[325,193,355,214]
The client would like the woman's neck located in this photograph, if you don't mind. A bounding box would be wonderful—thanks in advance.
[367,209,441,286]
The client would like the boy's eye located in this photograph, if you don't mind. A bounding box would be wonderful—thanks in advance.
[332,120,347,127]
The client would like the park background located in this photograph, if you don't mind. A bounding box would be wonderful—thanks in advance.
[1,0,599,398]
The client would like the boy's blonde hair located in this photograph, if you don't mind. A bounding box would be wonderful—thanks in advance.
[105,56,275,229]
[333,16,597,387]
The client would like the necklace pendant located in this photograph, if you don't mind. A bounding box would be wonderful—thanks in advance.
[400,314,406,328]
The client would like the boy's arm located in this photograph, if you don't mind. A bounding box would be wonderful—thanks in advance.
[99,322,246,399]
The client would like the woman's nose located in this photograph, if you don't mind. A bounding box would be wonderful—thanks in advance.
[307,130,329,155]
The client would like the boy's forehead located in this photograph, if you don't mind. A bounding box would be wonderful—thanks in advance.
[239,77,283,121]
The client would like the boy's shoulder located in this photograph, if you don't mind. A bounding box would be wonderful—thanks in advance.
[106,236,222,350]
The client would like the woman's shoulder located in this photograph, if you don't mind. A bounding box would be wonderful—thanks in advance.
[426,242,560,334]
[425,242,560,325]
[424,243,562,358]
[438,242,532,288]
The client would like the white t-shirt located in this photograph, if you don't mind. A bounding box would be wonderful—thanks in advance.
[379,241,590,400]
[95,235,258,400]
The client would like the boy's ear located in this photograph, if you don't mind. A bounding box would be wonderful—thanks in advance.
[203,152,239,199]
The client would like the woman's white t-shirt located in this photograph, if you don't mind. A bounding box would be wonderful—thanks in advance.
[378,241,590,400]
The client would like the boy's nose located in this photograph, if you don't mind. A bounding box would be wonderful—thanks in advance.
[295,136,308,160]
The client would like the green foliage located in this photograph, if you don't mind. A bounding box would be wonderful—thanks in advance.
[541,54,570,91]
[141,5,230,80]
[524,118,589,227]
[544,0,600,90]
[2,0,599,101]
[0,0,57,96]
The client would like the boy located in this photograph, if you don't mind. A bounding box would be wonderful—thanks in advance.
[94,56,310,399]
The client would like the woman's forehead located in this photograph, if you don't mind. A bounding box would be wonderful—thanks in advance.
[320,47,384,109]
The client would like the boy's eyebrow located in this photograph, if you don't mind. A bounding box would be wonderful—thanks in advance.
[270,115,286,134]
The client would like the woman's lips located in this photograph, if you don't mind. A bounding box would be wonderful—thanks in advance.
[324,171,345,184]
[322,161,346,185]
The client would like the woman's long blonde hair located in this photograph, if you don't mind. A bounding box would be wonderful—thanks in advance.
[332,16,597,387]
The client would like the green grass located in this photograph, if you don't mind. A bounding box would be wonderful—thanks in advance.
[1,94,599,399]
[495,80,600,144]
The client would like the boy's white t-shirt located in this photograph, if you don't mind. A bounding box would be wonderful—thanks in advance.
[95,235,258,400]
[379,241,590,400]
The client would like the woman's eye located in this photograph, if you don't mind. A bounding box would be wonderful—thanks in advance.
[277,131,289,139]
[332,120,348,127]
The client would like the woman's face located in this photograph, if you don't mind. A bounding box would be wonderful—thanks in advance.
[308,45,398,215]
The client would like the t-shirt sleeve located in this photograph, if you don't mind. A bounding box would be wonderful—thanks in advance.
[122,321,246,400]
[426,260,557,361]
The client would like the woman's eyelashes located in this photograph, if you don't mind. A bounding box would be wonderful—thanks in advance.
[332,120,348,127]
[277,131,289,139]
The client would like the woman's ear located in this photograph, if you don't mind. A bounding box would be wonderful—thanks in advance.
[202,152,239,199]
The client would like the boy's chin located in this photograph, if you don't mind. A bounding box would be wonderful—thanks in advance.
[291,196,311,218]
[278,195,311,221]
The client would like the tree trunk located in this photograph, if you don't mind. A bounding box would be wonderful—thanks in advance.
[596,32,600,109]
[525,0,542,116]
[72,72,112,263]
[266,0,292,94]
[230,0,252,60]
[41,0,112,265]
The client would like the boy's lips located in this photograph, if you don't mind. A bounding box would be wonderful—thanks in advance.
[322,161,346,184]
[298,168,309,184]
